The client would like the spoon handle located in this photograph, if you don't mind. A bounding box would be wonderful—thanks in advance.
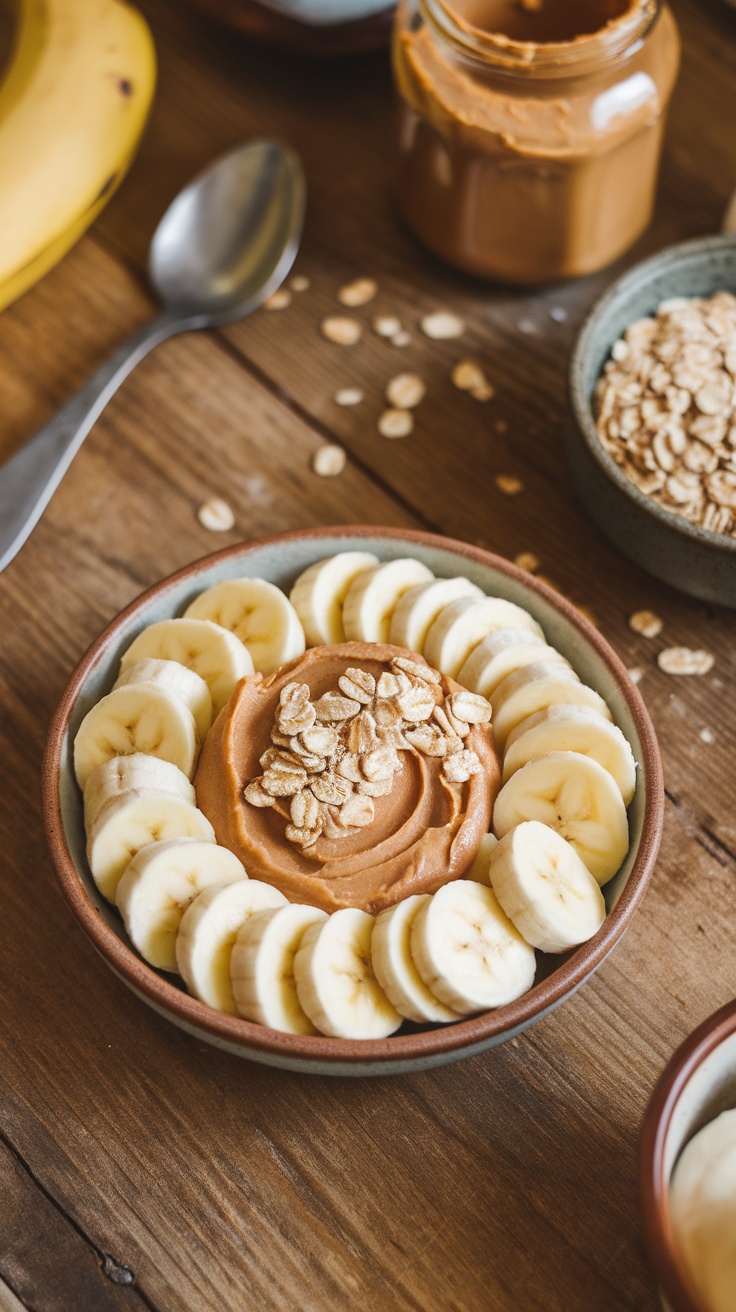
[0,311,181,572]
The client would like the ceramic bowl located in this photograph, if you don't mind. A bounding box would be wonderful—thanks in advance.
[43,526,664,1076]
[640,998,736,1311]
[567,233,736,608]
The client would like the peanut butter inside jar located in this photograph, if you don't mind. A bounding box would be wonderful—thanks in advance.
[393,0,680,282]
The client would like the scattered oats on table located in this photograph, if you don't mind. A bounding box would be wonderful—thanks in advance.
[595,292,736,537]
[700,727,715,744]
[514,551,540,572]
[495,473,524,496]
[338,277,378,308]
[420,310,466,340]
[373,314,402,338]
[321,316,362,346]
[334,387,364,407]
[379,408,414,438]
[391,330,412,347]
[628,667,644,684]
[290,275,310,292]
[629,609,663,638]
[312,444,347,477]
[657,647,715,676]
[197,498,235,532]
[386,373,426,409]
[264,288,292,311]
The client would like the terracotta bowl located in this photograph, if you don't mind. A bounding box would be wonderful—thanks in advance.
[43,526,664,1076]
[640,998,736,1311]
[567,233,736,608]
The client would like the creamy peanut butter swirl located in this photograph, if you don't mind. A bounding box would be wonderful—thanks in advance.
[194,643,499,914]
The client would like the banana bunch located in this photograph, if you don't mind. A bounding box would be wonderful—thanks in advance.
[0,0,155,311]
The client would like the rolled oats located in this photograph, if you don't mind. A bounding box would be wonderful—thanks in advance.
[197,497,235,532]
[596,292,736,538]
[334,387,364,407]
[373,314,402,338]
[264,289,292,311]
[629,609,663,638]
[449,690,493,724]
[495,474,524,496]
[658,647,715,676]
[378,408,414,439]
[312,444,346,477]
[443,750,482,783]
[321,316,362,346]
[386,373,426,409]
[338,277,378,307]
[340,794,375,828]
[338,668,376,703]
[420,310,465,340]
[310,772,353,806]
[243,653,491,852]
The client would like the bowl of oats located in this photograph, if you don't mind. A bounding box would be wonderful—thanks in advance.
[568,233,736,607]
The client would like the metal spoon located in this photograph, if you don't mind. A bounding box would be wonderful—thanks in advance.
[0,140,305,572]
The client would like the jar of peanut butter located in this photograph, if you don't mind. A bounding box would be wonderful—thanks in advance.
[393,0,680,282]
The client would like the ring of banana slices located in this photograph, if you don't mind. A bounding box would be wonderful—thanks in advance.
[72,552,638,1042]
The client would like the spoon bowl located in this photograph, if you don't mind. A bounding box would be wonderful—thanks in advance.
[150,141,305,321]
[0,139,306,571]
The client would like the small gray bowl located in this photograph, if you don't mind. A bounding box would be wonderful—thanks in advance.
[567,233,736,608]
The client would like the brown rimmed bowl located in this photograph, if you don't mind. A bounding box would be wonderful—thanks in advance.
[567,233,736,608]
[640,998,736,1311]
[43,526,664,1076]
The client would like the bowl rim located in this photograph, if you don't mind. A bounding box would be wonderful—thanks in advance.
[640,996,736,1311]
[569,231,736,556]
[43,524,664,1068]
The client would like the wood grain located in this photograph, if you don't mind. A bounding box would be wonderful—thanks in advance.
[0,0,734,1307]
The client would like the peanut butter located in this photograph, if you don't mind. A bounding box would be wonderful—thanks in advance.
[393,0,680,282]
[194,643,498,914]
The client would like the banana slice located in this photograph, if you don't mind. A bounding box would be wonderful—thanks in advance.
[87,789,215,902]
[293,908,402,1039]
[230,903,328,1033]
[114,658,212,744]
[424,596,545,680]
[493,750,629,886]
[465,833,499,885]
[670,1109,736,1312]
[116,838,245,972]
[389,577,483,655]
[176,879,288,1013]
[411,882,536,1015]
[289,552,379,646]
[491,660,612,750]
[83,753,195,832]
[73,683,199,789]
[119,617,253,716]
[503,705,637,805]
[489,821,606,954]
[342,559,434,644]
[457,627,567,699]
[372,895,461,1023]
[184,578,305,675]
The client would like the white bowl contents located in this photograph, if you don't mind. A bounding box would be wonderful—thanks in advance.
[670,1108,736,1312]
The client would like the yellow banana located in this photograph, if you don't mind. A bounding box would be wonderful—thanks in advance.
[0,0,155,311]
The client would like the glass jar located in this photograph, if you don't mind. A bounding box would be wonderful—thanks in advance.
[392,0,680,282]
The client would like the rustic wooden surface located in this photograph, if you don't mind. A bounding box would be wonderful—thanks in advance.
[0,0,735,1307]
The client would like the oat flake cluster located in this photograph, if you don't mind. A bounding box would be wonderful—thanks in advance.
[244,656,491,853]
[596,292,736,536]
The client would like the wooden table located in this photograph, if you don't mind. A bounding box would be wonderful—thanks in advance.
[0,1,735,1307]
